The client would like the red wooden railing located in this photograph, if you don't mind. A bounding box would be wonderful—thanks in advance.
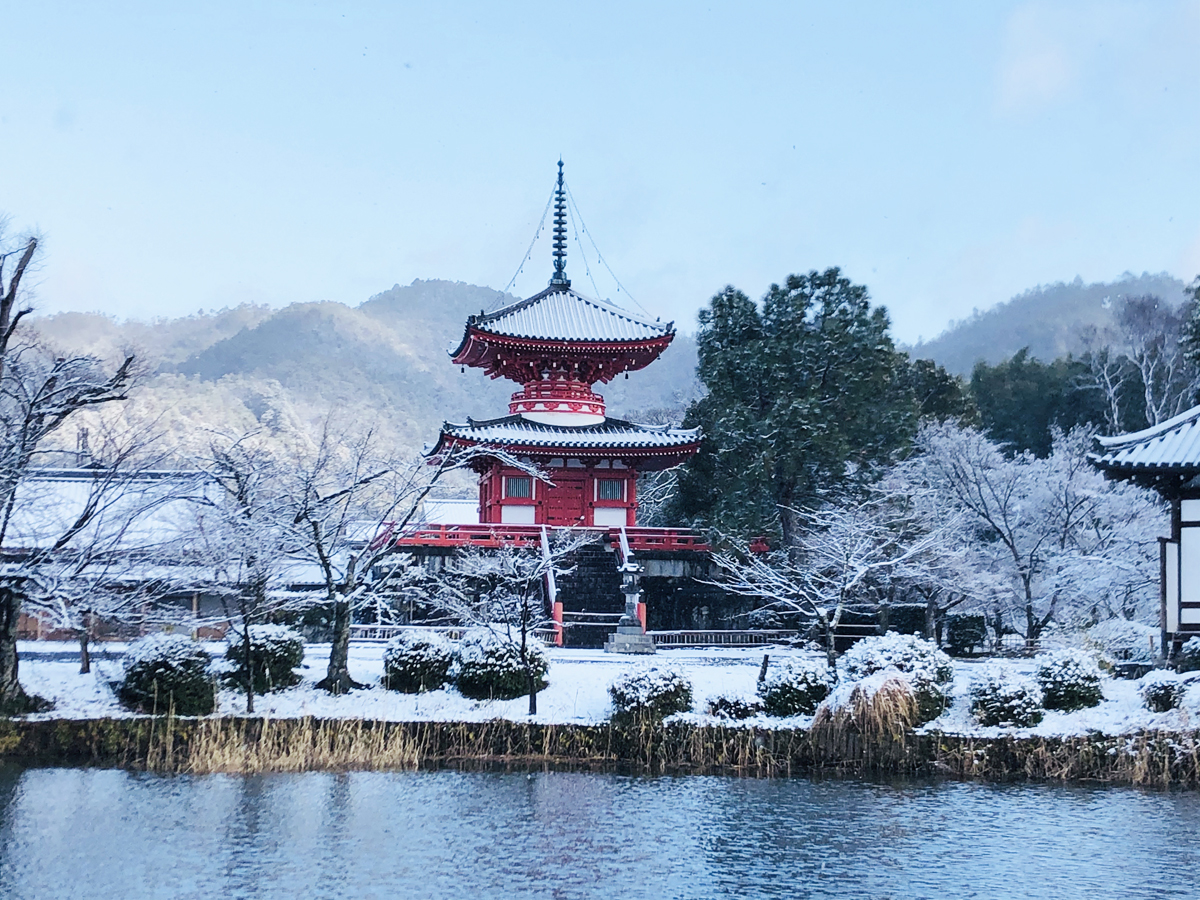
[390,523,710,552]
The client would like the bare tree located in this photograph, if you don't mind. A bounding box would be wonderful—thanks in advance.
[16,442,206,674]
[423,527,591,714]
[0,231,136,711]
[283,423,543,695]
[1078,325,1132,434]
[900,422,1163,647]
[712,499,948,668]
[1117,295,1199,426]
[185,431,309,713]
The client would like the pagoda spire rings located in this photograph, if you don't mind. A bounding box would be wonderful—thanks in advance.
[550,159,570,287]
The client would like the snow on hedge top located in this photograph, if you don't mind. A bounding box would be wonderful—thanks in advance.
[227,624,304,653]
[839,633,953,684]
[761,658,832,692]
[458,628,548,667]
[608,666,693,712]
[383,629,453,666]
[123,633,212,672]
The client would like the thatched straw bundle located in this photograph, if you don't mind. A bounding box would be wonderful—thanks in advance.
[809,674,918,769]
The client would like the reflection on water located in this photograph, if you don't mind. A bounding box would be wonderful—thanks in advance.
[0,764,1197,899]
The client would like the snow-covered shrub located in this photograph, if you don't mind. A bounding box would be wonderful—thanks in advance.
[1139,670,1186,713]
[839,632,954,685]
[119,634,215,716]
[906,669,952,724]
[224,625,305,694]
[608,667,693,721]
[1176,637,1200,673]
[1087,619,1158,665]
[1034,649,1105,711]
[706,694,764,720]
[757,659,833,717]
[382,630,454,693]
[968,669,1045,727]
[454,630,548,700]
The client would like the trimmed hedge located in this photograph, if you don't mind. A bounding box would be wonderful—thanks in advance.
[119,634,215,716]
[1034,649,1104,712]
[225,625,305,694]
[382,630,454,693]
[757,660,833,717]
[840,633,954,685]
[969,669,1044,727]
[455,630,549,701]
[609,668,693,721]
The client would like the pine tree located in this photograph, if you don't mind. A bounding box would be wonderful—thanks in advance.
[673,269,916,544]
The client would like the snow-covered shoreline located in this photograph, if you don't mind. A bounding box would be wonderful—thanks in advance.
[11,640,1199,739]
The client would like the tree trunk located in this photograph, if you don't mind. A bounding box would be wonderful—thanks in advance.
[318,594,362,694]
[0,586,30,712]
[819,613,837,670]
[78,629,90,675]
[779,506,802,563]
[243,620,255,714]
[527,670,537,716]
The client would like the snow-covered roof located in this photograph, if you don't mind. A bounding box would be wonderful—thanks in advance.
[3,469,212,552]
[439,415,701,452]
[1092,405,1200,473]
[463,287,672,345]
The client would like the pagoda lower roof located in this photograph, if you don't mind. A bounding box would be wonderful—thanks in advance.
[1091,405,1200,476]
[433,415,702,456]
[453,286,672,353]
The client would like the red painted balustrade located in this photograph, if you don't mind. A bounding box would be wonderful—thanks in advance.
[384,523,709,552]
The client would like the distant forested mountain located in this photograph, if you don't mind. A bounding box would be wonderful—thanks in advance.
[31,271,1195,460]
[28,280,701,455]
[910,273,1191,375]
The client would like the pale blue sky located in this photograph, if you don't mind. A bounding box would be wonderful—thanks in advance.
[2,1,1198,343]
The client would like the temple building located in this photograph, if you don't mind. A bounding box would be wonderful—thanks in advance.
[428,161,701,529]
[393,163,739,647]
[1092,407,1200,652]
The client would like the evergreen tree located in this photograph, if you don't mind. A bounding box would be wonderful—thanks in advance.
[673,269,915,544]
[970,349,1109,456]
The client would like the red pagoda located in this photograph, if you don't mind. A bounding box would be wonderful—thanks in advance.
[429,162,702,529]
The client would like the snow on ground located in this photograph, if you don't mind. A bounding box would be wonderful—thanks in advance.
[12,640,1200,736]
[920,657,1200,738]
[14,640,777,726]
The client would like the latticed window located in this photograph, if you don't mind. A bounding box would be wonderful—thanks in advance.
[505,476,533,499]
[597,478,625,501]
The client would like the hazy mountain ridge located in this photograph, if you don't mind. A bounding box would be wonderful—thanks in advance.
[28,280,701,454]
[32,272,1187,457]
[910,273,1192,376]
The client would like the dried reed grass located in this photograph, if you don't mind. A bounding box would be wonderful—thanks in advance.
[809,677,918,771]
[4,714,1200,787]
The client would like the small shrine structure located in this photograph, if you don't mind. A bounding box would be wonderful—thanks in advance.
[1092,406,1200,651]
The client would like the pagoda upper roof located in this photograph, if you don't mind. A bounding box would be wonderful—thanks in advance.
[1091,405,1200,476]
[432,415,701,461]
[453,286,673,356]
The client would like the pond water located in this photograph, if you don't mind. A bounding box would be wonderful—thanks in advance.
[0,765,1197,899]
